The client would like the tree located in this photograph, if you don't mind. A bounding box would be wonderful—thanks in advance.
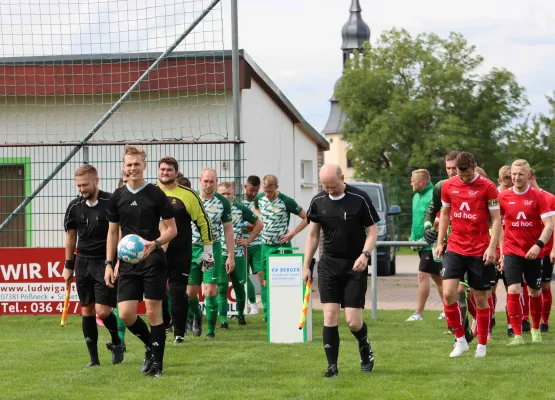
[335,28,528,179]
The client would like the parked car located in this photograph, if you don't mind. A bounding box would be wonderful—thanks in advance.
[347,181,401,276]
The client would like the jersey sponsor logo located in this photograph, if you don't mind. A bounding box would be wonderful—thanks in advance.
[524,200,534,206]
[512,211,533,227]
[468,190,479,197]
[453,201,476,220]
[130,201,138,206]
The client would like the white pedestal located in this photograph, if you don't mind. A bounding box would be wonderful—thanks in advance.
[267,253,312,343]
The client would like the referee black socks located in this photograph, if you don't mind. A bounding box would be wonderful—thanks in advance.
[323,326,340,367]
[101,312,122,346]
[150,324,166,368]
[82,315,99,364]
[127,316,152,348]
[351,321,368,346]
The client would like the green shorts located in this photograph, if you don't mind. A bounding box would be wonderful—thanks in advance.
[189,241,224,285]
[246,245,261,275]
[227,255,246,283]
[259,242,292,280]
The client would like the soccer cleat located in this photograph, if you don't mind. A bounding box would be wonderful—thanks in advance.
[438,312,446,320]
[220,322,229,330]
[507,328,515,338]
[540,323,549,333]
[193,316,202,337]
[474,347,487,358]
[206,333,215,340]
[359,341,374,372]
[106,341,127,353]
[111,344,124,365]
[249,304,259,315]
[324,364,338,378]
[449,340,469,358]
[507,335,525,346]
[146,362,163,377]
[140,350,153,373]
[405,313,423,322]
[85,361,100,368]
[522,319,531,333]
[237,316,246,326]
[174,336,185,345]
[531,328,542,343]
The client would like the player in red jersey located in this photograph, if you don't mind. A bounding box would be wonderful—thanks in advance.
[435,152,501,358]
[530,170,555,332]
[499,160,554,344]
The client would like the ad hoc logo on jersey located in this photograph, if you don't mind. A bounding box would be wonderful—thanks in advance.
[453,201,477,220]
[513,211,533,227]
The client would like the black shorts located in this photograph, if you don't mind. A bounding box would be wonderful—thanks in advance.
[75,256,117,308]
[318,254,367,309]
[504,255,542,290]
[418,250,441,275]
[442,251,496,291]
[542,256,554,283]
[166,253,192,287]
[118,249,167,302]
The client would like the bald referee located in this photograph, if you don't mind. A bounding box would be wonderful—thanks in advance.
[303,164,379,378]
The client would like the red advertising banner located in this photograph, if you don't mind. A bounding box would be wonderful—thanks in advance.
[0,248,245,316]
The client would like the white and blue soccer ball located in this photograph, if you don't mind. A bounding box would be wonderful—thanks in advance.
[117,234,146,264]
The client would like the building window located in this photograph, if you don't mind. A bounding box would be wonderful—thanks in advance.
[300,160,315,187]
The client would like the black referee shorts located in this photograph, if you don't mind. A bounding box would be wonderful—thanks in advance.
[318,254,367,309]
[442,250,496,291]
[75,256,117,308]
[504,255,542,290]
[118,248,168,302]
[542,256,554,283]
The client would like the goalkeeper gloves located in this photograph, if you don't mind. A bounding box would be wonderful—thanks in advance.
[424,224,438,245]
[198,244,215,272]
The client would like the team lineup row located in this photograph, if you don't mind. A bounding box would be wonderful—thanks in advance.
[62,144,312,377]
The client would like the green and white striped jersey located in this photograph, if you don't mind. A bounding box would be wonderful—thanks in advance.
[254,192,302,245]
[221,202,258,257]
[242,199,262,247]
[191,192,231,245]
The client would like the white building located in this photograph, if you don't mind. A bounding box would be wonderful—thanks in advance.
[0,50,329,251]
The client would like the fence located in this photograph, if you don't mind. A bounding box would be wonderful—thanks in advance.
[0,141,244,248]
[382,176,555,240]
[0,0,246,247]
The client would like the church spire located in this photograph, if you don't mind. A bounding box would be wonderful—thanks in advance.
[341,0,371,65]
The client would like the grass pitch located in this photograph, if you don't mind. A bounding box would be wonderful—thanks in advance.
[2,310,555,400]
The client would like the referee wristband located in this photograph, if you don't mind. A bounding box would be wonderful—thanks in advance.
[64,260,74,270]
[536,240,545,249]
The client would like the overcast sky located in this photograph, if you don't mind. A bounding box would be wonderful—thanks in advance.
[225,0,555,132]
[2,0,554,134]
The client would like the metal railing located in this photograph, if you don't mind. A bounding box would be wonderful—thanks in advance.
[370,241,428,320]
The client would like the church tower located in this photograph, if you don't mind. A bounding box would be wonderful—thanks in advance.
[322,0,370,179]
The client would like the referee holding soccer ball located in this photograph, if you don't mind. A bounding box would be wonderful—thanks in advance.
[303,164,379,378]
[105,145,177,378]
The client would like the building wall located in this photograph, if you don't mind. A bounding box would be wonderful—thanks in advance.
[0,83,322,250]
[323,133,355,181]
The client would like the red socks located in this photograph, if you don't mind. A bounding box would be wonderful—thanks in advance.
[476,308,490,346]
[542,288,552,325]
[507,293,522,336]
[530,294,542,330]
[444,302,464,339]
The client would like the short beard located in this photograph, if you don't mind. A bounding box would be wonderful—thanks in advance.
[160,177,176,185]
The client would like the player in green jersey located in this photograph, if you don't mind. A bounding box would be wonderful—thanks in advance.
[218,181,263,325]
[242,175,262,314]
[187,168,235,339]
[253,174,308,321]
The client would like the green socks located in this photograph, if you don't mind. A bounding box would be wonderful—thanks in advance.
[189,297,201,320]
[217,283,228,324]
[206,295,218,335]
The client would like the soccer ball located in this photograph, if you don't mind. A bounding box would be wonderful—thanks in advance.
[117,234,146,264]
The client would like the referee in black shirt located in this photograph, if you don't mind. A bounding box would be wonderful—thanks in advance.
[105,145,177,378]
[63,164,124,367]
[303,164,379,378]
